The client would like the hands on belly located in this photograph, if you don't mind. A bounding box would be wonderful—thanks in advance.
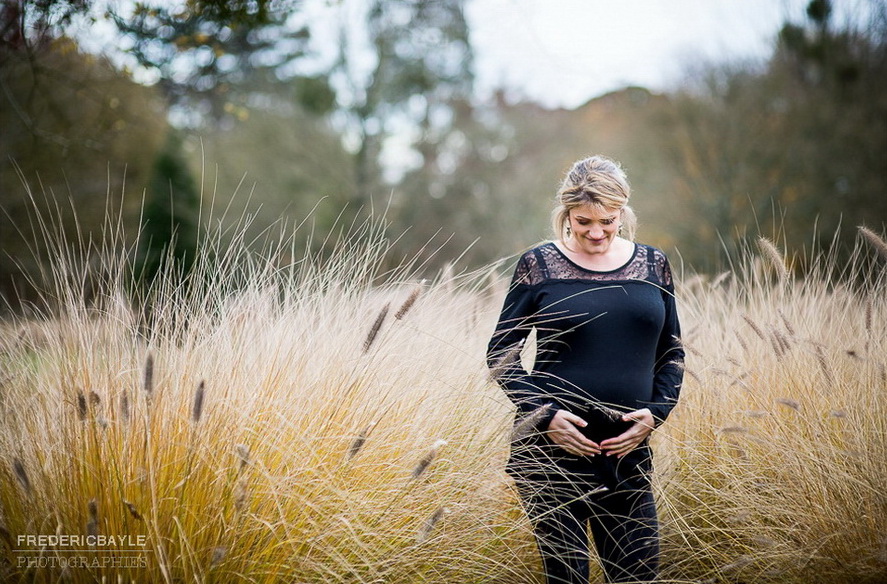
[547,407,654,459]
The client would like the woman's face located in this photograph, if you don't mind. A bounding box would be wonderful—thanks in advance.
[567,204,621,255]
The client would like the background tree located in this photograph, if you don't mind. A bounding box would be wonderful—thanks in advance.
[0,6,167,309]
[137,132,200,288]
[654,0,887,270]
[110,0,328,126]
[329,0,474,207]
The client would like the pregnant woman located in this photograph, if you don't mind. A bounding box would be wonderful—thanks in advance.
[487,155,684,583]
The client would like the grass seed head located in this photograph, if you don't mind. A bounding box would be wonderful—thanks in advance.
[143,353,154,398]
[865,297,873,336]
[12,458,31,496]
[348,422,376,460]
[777,309,796,336]
[120,390,130,424]
[234,479,249,512]
[395,282,424,320]
[489,338,525,382]
[123,500,142,521]
[511,404,552,443]
[411,439,447,480]
[741,315,766,341]
[814,344,835,384]
[192,380,205,423]
[735,332,749,354]
[721,554,753,573]
[775,398,801,411]
[711,270,732,287]
[76,391,87,421]
[757,237,789,280]
[768,326,790,358]
[0,524,13,552]
[235,444,250,471]
[417,506,449,543]
[363,303,390,353]
[86,498,99,536]
[858,225,887,261]
[720,426,749,433]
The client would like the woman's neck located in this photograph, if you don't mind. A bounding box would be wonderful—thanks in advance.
[555,237,634,271]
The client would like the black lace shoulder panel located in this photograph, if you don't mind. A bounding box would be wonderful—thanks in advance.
[511,242,673,288]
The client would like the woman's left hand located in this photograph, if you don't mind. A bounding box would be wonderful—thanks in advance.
[599,408,655,458]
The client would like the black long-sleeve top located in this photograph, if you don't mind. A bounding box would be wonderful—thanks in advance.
[487,241,684,485]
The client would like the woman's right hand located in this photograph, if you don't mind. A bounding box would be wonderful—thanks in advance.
[546,409,601,457]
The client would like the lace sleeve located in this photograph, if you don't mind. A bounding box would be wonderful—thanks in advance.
[651,247,674,290]
[650,249,683,424]
[511,249,545,286]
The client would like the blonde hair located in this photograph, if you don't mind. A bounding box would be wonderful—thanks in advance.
[551,155,638,242]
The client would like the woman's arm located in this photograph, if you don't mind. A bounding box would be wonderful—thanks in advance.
[487,253,560,432]
[648,254,685,425]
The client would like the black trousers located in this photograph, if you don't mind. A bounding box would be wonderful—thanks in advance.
[515,473,660,584]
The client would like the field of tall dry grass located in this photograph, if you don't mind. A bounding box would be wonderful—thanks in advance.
[0,215,885,583]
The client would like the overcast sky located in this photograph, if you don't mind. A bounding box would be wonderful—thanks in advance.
[465,0,814,108]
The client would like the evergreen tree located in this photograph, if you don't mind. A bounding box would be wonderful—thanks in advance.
[137,132,199,287]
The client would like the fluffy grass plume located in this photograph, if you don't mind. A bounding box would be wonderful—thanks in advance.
[0,199,885,583]
[0,207,534,584]
[655,228,887,584]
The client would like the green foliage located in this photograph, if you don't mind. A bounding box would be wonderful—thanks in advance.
[112,0,313,123]
[652,0,887,270]
[0,36,167,310]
